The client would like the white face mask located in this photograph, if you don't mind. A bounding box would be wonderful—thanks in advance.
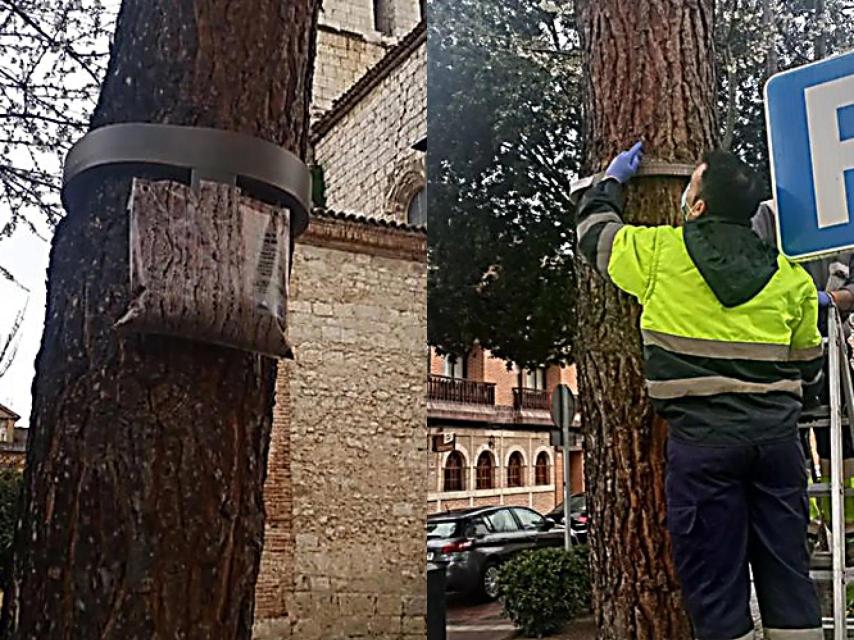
[680,184,692,222]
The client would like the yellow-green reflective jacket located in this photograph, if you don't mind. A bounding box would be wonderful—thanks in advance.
[576,178,823,445]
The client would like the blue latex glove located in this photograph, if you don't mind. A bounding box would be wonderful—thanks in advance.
[818,291,832,308]
[605,141,644,183]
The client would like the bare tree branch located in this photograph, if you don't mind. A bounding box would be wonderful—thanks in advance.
[0,0,101,83]
[0,1,114,243]
[0,302,26,379]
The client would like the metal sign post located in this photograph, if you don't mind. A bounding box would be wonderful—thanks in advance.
[562,425,572,551]
[810,305,854,638]
[551,384,576,551]
[828,306,846,640]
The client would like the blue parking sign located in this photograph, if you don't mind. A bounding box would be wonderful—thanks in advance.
[765,49,854,261]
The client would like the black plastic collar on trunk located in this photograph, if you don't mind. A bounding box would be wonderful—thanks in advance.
[62,123,312,236]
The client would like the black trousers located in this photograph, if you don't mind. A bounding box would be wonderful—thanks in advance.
[666,437,822,640]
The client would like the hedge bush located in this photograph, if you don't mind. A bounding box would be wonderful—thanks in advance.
[497,546,591,638]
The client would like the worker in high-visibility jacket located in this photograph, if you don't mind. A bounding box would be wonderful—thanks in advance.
[576,142,824,640]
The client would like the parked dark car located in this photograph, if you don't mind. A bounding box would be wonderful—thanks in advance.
[426,505,572,600]
[546,493,588,543]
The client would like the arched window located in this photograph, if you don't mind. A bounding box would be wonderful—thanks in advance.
[535,452,550,485]
[507,452,524,488]
[476,451,494,490]
[444,451,465,491]
[407,186,426,227]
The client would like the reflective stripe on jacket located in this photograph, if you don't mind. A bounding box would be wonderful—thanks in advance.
[576,178,823,445]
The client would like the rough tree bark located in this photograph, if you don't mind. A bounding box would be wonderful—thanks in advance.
[763,0,778,79]
[574,2,717,639]
[119,180,293,358]
[1,1,319,638]
[814,0,827,61]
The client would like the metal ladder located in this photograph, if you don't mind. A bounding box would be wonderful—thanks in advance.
[801,305,854,638]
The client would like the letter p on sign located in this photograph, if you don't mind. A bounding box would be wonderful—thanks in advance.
[805,74,854,229]
[766,50,854,261]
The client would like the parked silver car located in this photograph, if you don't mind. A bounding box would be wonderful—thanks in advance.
[426,505,572,600]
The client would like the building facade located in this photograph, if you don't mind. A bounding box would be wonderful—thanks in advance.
[0,402,26,470]
[428,347,583,515]
[253,2,426,638]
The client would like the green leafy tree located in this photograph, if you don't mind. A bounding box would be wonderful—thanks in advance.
[427,0,581,368]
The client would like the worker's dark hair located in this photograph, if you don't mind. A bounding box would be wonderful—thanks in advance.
[698,150,760,223]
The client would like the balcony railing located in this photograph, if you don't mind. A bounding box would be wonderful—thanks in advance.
[513,387,550,411]
[428,375,496,405]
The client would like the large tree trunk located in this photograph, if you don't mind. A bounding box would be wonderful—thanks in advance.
[574,2,717,638]
[1,1,318,638]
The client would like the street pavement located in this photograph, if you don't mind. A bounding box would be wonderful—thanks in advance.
[446,598,597,640]
[444,586,762,640]
[446,599,515,640]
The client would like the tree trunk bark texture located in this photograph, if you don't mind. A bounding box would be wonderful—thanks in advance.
[2,1,318,638]
[722,48,737,151]
[119,179,292,358]
[575,2,717,639]
[814,0,827,61]
[763,0,778,80]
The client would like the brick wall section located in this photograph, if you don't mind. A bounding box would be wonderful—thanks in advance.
[429,351,444,376]
[532,492,554,514]
[255,219,427,639]
[0,450,25,471]
[561,365,578,393]
[311,0,423,117]
[441,499,471,511]
[428,345,485,378]
[317,0,420,37]
[484,356,518,407]
[318,0,375,38]
[314,37,426,220]
[572,452,583,493]
[553,450,585,503]
[389,0,423,37]
[255,367,295,623]
[466,345,485,380]
[312,28,388,117]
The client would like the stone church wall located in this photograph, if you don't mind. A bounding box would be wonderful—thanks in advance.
[254,216,427,639]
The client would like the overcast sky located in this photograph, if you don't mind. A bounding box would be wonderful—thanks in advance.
[0,222,50,427]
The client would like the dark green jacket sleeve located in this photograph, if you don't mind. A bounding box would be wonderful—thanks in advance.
[575,178,626,279]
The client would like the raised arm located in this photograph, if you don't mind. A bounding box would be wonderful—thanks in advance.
[575,142,660,301]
